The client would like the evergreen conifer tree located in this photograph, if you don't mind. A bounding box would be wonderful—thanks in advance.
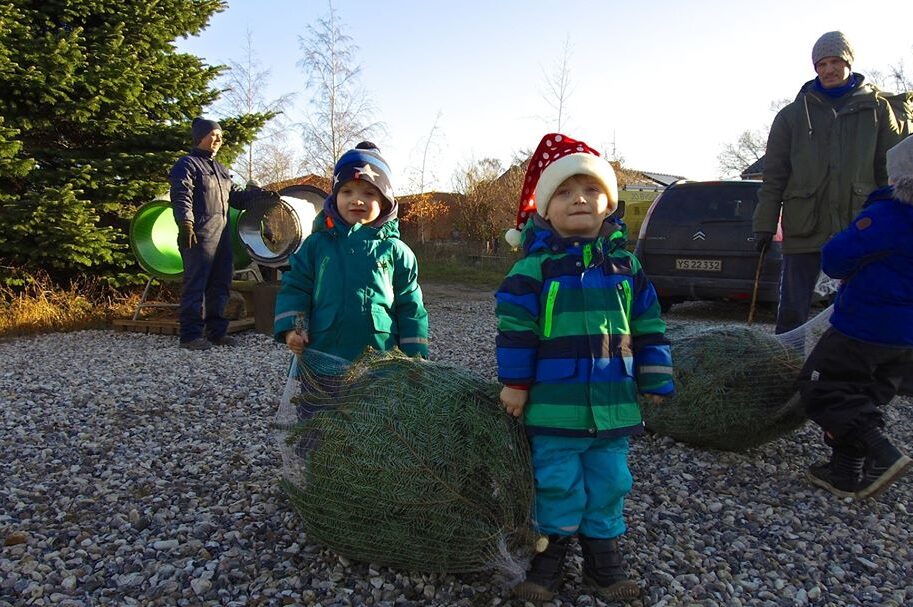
[0,1,271,283]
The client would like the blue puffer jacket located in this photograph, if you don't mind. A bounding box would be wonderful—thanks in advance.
[823,186,913,346]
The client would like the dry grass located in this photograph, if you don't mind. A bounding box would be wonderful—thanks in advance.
[412,242,517,291]
[0,250,513,340]
[0,273,142,339]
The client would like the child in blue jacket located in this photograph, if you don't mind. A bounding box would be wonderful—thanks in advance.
[800,135,913,500]
[496,134,674,602]
[273,142,428,361]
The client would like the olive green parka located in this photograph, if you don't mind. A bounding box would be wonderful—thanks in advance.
[753,75,901,254]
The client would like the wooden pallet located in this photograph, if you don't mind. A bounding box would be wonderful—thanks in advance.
[111,317,255,335]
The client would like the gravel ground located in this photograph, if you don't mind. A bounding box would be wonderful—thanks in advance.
[1,284,911,607]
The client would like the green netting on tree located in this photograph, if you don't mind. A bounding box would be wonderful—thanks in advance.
[640,307,834,452]
[274,349,537,575]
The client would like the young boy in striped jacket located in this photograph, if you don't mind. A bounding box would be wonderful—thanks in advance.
[496,133,674,603]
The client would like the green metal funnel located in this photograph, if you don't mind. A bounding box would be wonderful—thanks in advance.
[129,199,250,280]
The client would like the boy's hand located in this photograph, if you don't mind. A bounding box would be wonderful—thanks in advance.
[500,386,528,418]
[644,394,666,405]
[285,329,309,354]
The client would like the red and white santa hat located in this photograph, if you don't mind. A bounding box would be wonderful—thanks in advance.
[505,133,618,247]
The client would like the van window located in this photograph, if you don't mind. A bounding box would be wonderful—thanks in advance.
[651,184,760,223]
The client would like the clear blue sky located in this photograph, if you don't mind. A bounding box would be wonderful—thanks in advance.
[177,0,910,192]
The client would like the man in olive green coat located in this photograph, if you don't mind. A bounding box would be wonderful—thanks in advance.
[753,31,901,334]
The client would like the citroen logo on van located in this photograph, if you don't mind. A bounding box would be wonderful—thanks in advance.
[692,230,706,241]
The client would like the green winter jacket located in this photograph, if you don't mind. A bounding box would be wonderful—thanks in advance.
[273,212,429,361]
[753,75,901,254]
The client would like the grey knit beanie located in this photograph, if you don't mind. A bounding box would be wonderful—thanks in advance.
[812,31,854,67]
[887,136,913,204]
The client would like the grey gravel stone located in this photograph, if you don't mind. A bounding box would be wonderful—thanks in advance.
[0,287,910,606]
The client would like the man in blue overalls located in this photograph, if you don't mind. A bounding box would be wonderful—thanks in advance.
[169,117,277,350]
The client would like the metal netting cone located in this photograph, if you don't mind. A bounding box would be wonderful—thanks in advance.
[640,307,834,452]
[274,348,537,575]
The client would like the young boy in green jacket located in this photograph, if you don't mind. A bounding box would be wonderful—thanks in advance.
[273,142,428,361]
[497,134,674,603]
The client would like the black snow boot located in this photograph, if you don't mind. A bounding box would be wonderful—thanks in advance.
[806,434,865,498]
[512,535,570,603]
[856,426,912,499]
[579,536,640,602]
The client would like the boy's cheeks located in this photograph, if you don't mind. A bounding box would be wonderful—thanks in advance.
[336,179,383,225]
[545,174,613,239]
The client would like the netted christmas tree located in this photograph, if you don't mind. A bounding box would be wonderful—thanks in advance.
[640,306,833,451]
[275,348,537,575]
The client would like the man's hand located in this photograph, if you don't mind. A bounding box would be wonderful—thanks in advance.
[248,189,282,216]
[178,221,197,249]
[754,231,773,253]
[500,386,528,418]
[644,394,666,405]
[285,329,309,355]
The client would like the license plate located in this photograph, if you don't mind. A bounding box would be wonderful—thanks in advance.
[675,258,722,271]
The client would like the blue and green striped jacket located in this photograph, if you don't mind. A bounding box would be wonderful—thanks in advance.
[496,217,674,438]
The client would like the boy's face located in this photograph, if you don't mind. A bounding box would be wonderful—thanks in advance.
[544,174,612,239]
[336,179,383,225]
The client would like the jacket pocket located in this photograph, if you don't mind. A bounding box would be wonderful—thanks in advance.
[534,357,576,382]
[781,189,818,238]
[200,167,217,192]
[370,305,396,334]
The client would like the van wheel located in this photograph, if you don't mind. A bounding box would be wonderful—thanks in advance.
[659,297,675,313]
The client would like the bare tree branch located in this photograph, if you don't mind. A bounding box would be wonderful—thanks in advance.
[298,2,382,176]
[717,129,766,176]
[541,36,573,131]
[218,28,296,184]
[451,158,521,243]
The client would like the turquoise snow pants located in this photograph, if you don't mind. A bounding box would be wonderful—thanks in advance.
[529,435,632,539]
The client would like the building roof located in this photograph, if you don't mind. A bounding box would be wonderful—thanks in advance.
[266,174,332,194]
[740,156,765,180]
[635,171,687,187]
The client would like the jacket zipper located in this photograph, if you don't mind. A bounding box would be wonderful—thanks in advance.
[314,257,330,303]
[618,280,632,327]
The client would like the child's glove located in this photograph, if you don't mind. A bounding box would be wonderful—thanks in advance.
[285,329,309,354]
[500,385,528,418]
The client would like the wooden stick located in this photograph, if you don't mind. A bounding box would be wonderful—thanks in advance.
[748,241,768,326]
